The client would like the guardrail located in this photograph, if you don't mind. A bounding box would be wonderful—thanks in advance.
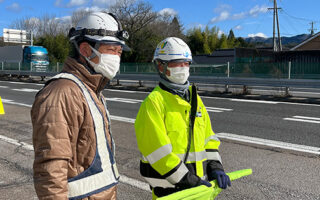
[1,61,320,96]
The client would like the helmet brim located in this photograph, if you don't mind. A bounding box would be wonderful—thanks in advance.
[84,35,131,51]
[100,41,131,52]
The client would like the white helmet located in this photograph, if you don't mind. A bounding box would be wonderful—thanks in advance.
[69,12,130,51]
[153,37,192,62]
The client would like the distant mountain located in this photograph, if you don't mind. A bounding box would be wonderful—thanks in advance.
[244,34,311,48]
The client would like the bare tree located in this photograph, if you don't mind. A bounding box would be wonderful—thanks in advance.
[109,0,157,37]
[71,9,93,27]
[10,16,40,33]
[10,14,68,37]
[108,0,158,61]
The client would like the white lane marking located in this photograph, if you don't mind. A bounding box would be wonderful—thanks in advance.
[206,107,233,113]
[0,86,9,88]
[110,115,135,123]
[0,81,43,86]
[0,135,34,151]
[1,83,320,107]
[108,116,320,155]
[3,98,319,155]
[0,99,137,124]
[292,116,320,121]
[0,134,149,191]
[107,97,142,104]
[115,80,139,83]
[206,109,223,113]
[278,102,320,107]
[2,99,32,107]
[12,88,39,92]
[216,132,320,155]
[105,89,149,94]
[290,91,320,95]
[201,96,320,107]
[230,99,279,104]
[119,174,149,191]
[284,116,320,124]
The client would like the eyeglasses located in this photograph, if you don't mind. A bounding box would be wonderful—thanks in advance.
[100,44,123,55]
[168,61,190,68]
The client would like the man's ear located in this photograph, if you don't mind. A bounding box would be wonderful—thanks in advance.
[79,42,92,57]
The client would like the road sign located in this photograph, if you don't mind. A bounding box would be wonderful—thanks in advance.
[3,28,27,44]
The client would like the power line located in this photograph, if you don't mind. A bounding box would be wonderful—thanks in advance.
[280,11,303,35]
[281,9,320,23]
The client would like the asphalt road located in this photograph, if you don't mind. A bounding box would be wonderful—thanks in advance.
[0,80,320,200]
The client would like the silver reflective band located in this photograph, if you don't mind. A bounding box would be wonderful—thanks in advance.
[205,135,220,145]
[144,177,175,188]
[52,73,119,199]
[146,144,172,165]
[201,175,208,181]
[101,95,117,159]
[206,151,222,164]
[176,151,207,163]
[141,155,148,162]
[166,163,188,184]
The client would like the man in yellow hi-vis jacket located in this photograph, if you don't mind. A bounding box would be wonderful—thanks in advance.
[135,37,231,199]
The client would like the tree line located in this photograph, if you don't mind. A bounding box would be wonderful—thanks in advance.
[9,0,252,63]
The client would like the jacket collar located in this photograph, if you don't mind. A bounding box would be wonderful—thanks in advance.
[156,85,191,107]
[62,57,109,94]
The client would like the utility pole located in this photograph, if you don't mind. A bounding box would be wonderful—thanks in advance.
[268,0,282,51]
[308,21,317,35]
[30,31,33,46]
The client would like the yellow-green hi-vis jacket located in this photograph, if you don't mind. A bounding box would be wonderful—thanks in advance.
[135,85,223,198]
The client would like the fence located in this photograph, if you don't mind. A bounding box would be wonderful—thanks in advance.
[1,61,320,80]
[118,62,320,80]
[0,62,64,72]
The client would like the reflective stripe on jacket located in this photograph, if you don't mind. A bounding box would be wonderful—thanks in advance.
[134,85,222,189]
[52,73,119,199]
[32,57,117,200]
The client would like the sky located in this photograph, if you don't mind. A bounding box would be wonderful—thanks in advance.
[1,0,320,38]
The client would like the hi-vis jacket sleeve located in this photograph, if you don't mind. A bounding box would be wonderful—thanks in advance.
[31,89,78,200]
[201,100,224,172]
[135,97,189,185]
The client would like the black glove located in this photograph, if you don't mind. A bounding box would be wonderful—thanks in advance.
[175,172,209,190]
[208,170,231,189]
[199,179,212,187]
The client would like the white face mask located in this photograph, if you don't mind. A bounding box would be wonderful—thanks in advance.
[85,46,121,80]
[166,66,190,84]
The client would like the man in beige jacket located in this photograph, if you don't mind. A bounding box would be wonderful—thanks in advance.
[31,12,130,200]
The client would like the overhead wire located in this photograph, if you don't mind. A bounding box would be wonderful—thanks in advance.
[276,0,316,36]
[279,10,301,35]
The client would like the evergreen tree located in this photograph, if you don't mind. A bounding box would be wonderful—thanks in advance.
[219,34,228,49]
[187,27,205,54]
[169,16,185,39]
[227,29,235,40]
[227,29,235,47]
[202,27,211,54]
[35,33,70,64]
[208,26,219,51]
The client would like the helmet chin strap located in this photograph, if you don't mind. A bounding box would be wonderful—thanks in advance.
[154,60,169,80]
[86,43,100,60]
[73,41,101,62]
[72,41,97,74]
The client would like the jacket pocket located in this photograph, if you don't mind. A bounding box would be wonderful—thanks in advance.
[165,112,188,151]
